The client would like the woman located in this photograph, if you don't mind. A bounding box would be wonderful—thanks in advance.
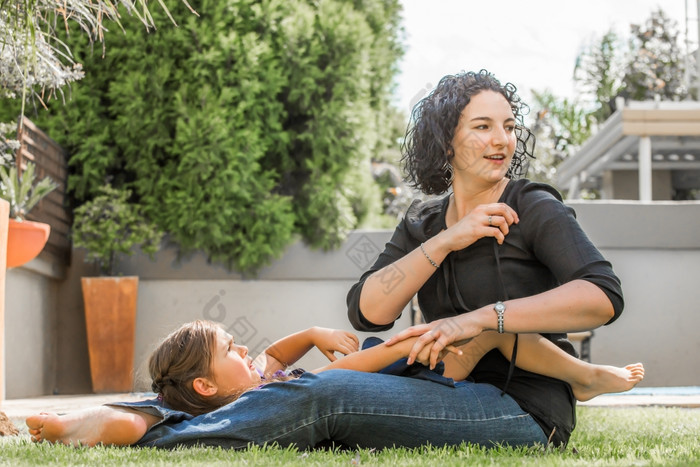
[346,69,624,446]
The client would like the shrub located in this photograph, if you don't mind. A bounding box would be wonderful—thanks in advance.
[16,0,404,272]
[72,185,163,276]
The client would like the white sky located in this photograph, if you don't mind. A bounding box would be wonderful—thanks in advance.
[394,0,694,114]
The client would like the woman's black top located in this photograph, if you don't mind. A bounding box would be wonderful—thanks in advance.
[346,179,624,446]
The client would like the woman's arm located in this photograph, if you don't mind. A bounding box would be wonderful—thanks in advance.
[388,279,615,368]
[357,202,519,326]
[357,237,448,326]
[258,327,359,376]
[487,279,615,332]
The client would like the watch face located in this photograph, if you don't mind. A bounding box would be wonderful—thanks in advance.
[495,302,505,312]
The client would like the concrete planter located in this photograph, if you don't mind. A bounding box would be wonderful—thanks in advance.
[81,276,138,393]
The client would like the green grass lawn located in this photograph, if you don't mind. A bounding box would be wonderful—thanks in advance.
[1,406,698,466]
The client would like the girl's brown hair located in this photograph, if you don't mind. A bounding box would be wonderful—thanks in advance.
[149,320,244,416]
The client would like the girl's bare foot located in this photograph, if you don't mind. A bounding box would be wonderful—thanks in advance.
[26,406,155,447]
[572,363,645,402]
[442,336,496,381]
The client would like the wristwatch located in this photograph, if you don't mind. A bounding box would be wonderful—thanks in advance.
[494,301,505,334]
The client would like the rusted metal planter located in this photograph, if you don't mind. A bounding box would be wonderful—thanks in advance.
[81,276,138,393]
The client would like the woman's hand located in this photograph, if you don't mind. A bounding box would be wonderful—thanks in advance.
[443,202,519,249]
[311,327,360,362]
[412,341,463,369]
[385,314,484,369]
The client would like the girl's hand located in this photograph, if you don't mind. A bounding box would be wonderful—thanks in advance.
[385,315,483,368]
[312,327,360,362]
[443,202,518,249]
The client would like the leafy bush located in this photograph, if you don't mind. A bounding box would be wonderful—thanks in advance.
[72,185,163,276]
[17,0,403,272]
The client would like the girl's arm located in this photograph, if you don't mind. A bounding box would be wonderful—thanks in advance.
[255,327,359,376]
[312,337,459,374]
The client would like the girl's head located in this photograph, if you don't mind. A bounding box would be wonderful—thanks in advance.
[149,320,262,415]
[401,69,535,195]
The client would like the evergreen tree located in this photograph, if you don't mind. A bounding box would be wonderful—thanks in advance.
[622,8,689,101]
[573,30,626,122]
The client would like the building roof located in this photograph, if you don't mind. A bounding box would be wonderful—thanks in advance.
[556,100,700,198]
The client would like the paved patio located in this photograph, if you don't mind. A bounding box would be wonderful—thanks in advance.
[1,392,153,425]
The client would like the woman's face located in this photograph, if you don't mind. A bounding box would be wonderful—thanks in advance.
[450,90,516,185]
[209,328,261,396]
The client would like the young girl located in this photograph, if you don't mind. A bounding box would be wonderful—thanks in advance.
[27,320,643,446]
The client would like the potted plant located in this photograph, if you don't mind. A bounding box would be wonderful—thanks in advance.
[71,184,163,393]
[0,163,58,268]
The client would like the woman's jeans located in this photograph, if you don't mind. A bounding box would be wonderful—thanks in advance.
[116,370,547,449]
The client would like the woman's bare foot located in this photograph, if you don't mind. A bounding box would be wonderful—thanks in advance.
[26,406,156,447]
[572,363,645,402]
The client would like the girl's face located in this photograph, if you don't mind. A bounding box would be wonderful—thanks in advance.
[450,90,516,185]
[209,328,262,396]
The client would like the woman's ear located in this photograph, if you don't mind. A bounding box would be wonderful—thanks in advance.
[192,377,218,397]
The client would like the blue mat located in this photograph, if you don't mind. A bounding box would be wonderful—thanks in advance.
[610,386,700,396]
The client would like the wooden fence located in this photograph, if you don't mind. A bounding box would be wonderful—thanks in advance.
[15,116,71,265]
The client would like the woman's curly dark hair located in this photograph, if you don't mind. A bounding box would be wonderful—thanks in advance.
[401,69,535,195]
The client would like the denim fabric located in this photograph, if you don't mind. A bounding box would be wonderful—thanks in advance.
[114,370,547,450]
[362,336,455,387]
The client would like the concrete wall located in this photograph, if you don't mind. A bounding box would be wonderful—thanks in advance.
[122,231,413,391]
[4,202,700,397]
[6,231,412,396]
[4,248,98,398]
[4,265,59,397]
[0,200,8,400]
[567,201,700,387]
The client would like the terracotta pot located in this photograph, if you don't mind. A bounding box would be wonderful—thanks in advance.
[7,219,50,268]
[81,276,139,393]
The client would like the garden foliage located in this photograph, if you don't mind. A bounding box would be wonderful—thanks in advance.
[10,0,403,272]
[72,185,163,276]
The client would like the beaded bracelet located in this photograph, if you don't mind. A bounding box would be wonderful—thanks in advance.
[420,242,439,268]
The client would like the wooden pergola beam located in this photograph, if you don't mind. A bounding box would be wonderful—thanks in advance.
[623,108,700,136]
